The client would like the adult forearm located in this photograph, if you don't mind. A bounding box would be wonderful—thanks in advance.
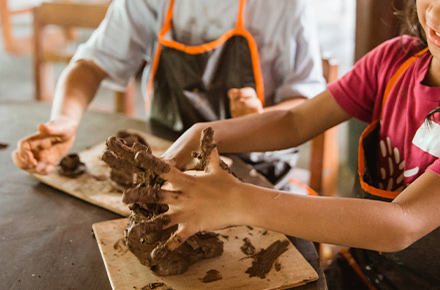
[51,59,107,123]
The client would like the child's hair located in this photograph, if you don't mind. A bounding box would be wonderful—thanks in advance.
[396,0,440,123]
[395,0,427,48]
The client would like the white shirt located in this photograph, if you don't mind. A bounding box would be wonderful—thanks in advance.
[73,0,326,106]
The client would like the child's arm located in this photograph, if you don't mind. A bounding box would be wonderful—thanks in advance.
[162,90,349,169]
[146,147,440,255]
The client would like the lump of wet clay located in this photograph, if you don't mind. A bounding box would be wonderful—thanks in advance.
[102,127,227,276]
[58,153,86,178]
[110,130,148,187]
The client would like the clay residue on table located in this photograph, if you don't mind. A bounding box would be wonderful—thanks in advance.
[241,237,256,256]
[141,282,173,290]
[199,269,222,283]
[0,142,8,150]
[245,240,289,279]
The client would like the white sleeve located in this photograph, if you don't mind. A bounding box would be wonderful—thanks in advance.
[271,0,326,103]
[71,0,165,91]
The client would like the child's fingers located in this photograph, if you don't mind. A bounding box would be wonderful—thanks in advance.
[131,214,173,237]
[105,136,137,161]
[205,147,223,174]
[102,150,137,172]
[122,186,180,204]
[150,226,193,262]
[134,150,192,185]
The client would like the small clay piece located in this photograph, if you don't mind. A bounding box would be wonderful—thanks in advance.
[102,127,228,276]
[241,237,256,256]
[58,153,86,178]
[109,130,150,187]
[245,240,289,279]
[141,282,173,290]
[199,269,222,283]
[0,142,8,150]
[116,130,148,147]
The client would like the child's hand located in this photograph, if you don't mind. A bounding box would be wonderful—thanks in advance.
[123,146,244,262]
[160,124,204,170]
[228,87,263,118]
[12,117,78,175]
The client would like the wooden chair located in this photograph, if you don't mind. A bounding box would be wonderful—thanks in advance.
[309,57,340,197]
[32,1,135,116]
[0,0,40,55]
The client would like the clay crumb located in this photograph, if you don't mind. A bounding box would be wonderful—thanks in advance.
[199,269,222,283]
[245,240,289,279]
[275,262,282,271]
[241,237,256,256]
[141,282,173,290]
[220,234,229,240]
[0,142,8,150]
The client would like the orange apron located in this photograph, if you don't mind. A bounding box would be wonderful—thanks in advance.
[146,0,264,132]
[340,48,440,289]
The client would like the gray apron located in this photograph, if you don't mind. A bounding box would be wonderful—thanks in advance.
[146,0,264,133]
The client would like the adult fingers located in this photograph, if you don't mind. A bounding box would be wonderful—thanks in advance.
[11,149,36,171]
[122,185,181,204]
[228,88,240,100]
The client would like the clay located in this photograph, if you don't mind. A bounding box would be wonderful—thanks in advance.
[58,153,86,178]
[102,127,227,276]
[241,237,256,256]
[109,131,150,187]
[0,142,8,150]
[141,282,173,290]
[199,269,222,283]
[245,240,289,279]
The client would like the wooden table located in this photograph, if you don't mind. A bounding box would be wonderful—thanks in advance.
[0,101,327,290]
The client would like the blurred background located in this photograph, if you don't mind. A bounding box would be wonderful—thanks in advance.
[0,0,405,198]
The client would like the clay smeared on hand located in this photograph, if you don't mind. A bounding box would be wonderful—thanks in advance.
[108,131,150,187]
[58,153,86,178]
[102,127,227,276]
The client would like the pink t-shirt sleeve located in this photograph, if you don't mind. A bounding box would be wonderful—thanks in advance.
[427,159,440,176]
[327,37,420,124]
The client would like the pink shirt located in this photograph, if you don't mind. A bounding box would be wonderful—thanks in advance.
[329,36,440,191]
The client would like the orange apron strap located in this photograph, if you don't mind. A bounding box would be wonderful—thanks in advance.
[236,0,246,29]
[339,248,378,290]
[234,0,265,106]
[358,47,429,199]
[381,47,429,117]
[145,0,175,110]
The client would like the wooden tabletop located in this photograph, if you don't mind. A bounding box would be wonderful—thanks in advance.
[0,101,327,290]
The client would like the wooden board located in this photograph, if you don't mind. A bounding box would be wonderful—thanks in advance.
[31,130,173,216]
[93,218,318,290]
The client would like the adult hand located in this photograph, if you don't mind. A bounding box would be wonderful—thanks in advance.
[12,117,78,175]
[228,87,263,118]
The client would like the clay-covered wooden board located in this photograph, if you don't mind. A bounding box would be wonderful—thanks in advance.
[93,218,318,290]
[31,130,173,216]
